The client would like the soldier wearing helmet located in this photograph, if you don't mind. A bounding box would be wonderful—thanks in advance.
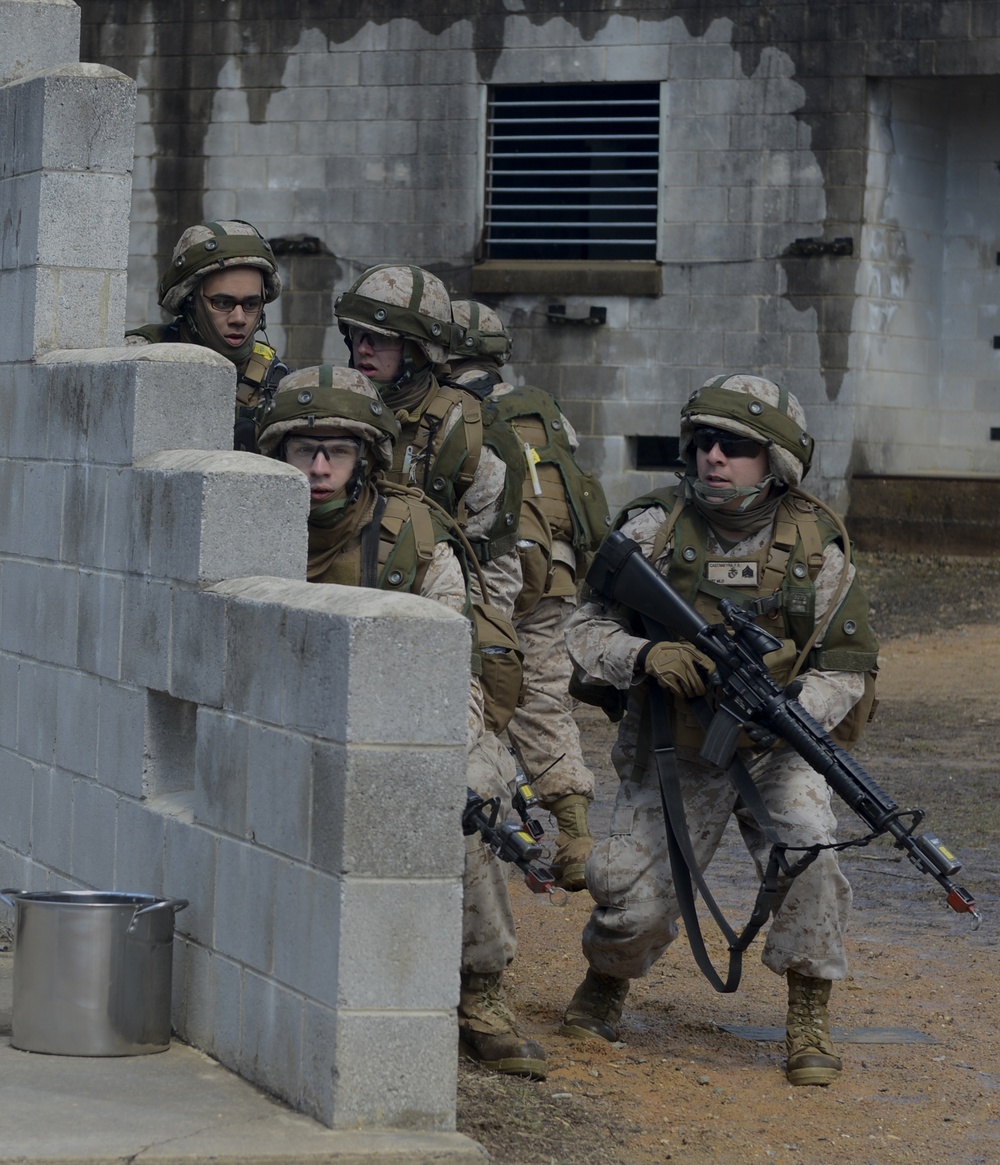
[449,300,611,894]
[256,366,548,1082]
[126,220,288,451]
[560,374,878,1091]
[334,266,525,624]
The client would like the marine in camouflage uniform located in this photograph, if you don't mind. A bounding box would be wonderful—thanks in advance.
[126,220,289,451]
[256,365,546,1081]
[449,300,611,892]
[333,266,524,623]
[560,375,879,1089]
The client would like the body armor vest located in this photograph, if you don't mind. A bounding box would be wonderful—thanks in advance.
[387,378,523,564]
[488,384,610,555]
[581,486,878,754]
[310,482,522,735]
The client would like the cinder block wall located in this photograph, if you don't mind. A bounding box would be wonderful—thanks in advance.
[77,2,1000,543]
[0,0,471,1131]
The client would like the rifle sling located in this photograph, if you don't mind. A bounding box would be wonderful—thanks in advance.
[648,682,819,994]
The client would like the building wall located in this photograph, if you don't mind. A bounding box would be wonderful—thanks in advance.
[77,1,1000,519]
[855,77,1000,479]
[0,2,474,1132]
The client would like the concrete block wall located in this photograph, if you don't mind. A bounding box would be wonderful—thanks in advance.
[78,6,849,509]
[0,44,135,358]
[79,1,1000,529]
[0,3,473,1132]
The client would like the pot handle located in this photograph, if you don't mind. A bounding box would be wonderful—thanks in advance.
[127,897,190,934]
[0,889,21,908]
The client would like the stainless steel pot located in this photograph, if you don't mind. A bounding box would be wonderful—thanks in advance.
[0,890,188,1056]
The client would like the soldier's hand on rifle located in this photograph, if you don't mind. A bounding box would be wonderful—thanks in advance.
[743,721,781,749]
[639,641,715,698]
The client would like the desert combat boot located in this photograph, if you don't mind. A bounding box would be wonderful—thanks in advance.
[785,969,842,1086]
[559,968,629,1042]
[459,971,547,1079]
[548,793,594,892]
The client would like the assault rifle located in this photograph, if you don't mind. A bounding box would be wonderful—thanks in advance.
[587,530,980,925]
[463,777,557,896]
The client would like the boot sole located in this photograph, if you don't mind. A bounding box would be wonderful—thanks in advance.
[558,1019,617,1043]
[459,1040,547,1079]
[786,1059,841,1087]
[786,1067,841,1086]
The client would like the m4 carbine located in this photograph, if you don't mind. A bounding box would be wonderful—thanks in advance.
[587,530,980,925]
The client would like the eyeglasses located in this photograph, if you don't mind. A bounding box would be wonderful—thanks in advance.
[284,436,361,466]
[691,426,766,459]
[348,326,403,353]
[203,294,264,315]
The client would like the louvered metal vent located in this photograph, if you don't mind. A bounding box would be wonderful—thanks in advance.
[485,82,660,261]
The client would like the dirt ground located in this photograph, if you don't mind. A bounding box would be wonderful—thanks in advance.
[457,551,1000,1165]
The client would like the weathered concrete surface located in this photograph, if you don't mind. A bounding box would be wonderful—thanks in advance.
[0,953,487,1165]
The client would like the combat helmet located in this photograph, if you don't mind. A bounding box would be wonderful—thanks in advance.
[334,264,455,369]
[256,365,400,470]
[450,300,512,366]
[158,220,281,315]
[680,373,814,487]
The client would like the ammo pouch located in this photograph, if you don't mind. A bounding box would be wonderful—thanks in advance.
[473,601,525,735]
[570,468,612,553]
[513,498,554,620]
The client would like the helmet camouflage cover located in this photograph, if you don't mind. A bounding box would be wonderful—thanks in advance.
[256,365,400,469]
[158,220,281,314]
[334,264,455,366]
[450,300,512,366]
[680,373,814,486]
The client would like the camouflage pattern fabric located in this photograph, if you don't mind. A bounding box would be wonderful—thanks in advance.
[505,593,595,803]
[462,729,519,973]
[565,503,869,984]
[582,747,852,981]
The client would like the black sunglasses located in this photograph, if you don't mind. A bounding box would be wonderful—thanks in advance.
[691,426,766,459]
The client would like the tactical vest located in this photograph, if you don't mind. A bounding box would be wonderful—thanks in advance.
[489,385,611,555]
[583,486,878,750]
[388,379,523,564]
[372,487,455,596]
[362,484,524,737]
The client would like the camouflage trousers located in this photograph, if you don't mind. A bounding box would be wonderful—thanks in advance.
[506,594,596,804]
[582,748,852,982]
[462,731,519,974]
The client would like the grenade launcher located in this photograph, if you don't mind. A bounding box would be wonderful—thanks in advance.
[587,530,980,925]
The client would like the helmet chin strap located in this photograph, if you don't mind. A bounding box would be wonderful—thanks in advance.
[691,473,777,514]
[345,456,369,504]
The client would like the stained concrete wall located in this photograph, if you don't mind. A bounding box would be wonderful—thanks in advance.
[76,1,1000,522]
[0,0,470,1131]
[854,77,1000,479]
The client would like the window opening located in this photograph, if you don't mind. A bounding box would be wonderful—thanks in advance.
[632,435,681,471]
[485,82,660,261]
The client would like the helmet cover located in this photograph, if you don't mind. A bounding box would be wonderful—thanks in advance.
[159,220,281,314]
[256,365,400,469]
[680,373,813,486]
[450,300,512,365]
[334,264,455,365]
